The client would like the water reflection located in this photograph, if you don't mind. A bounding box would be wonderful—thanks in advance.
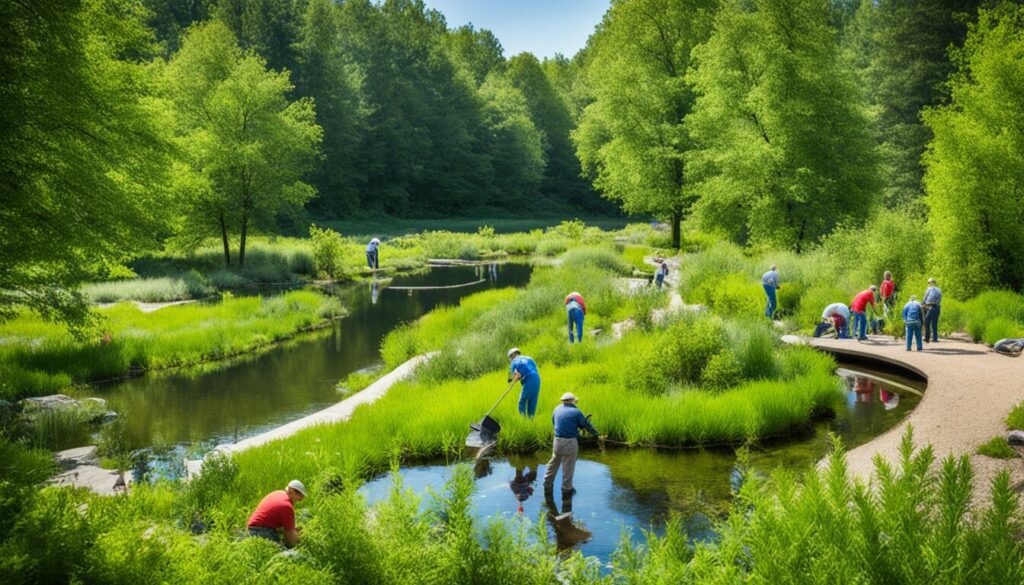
[510,466,538,514]
[544,490,592,552]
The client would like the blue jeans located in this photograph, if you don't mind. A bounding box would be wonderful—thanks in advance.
[568,308,584,343]
[518,376,540,417]
[655,274,665,289]
[764,284,777,318]
[248,526,280,543]
[366,250,378,269]
[924,305,940,341]
[906,321,922,351]
[852,310,867,339]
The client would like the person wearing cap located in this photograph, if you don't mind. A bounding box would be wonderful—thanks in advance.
[850,286,878,341]
[247,480,307,547]
[564,292,586,344]
[543,392,598,497]
[922,278,942,343]
[507,348,541,417]
[366,238,380,270]
[761,264,781,319]
[902,295,924,352]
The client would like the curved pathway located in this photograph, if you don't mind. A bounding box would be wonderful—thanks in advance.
[798,335,1024,504]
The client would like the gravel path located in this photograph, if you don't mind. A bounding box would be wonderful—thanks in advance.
[802,335,1024,504]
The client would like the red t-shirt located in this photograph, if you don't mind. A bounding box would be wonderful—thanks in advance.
[850,290,875,313]
[247,490,295,531]
[880,280,894,299]
[564,293,586,314]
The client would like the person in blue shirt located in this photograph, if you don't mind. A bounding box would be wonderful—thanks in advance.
[902,295,924,352]
[922,278,942,343]
[366,238,380,270]
[762,264,780,318]
[543,392,599,496]
[565,292,586,344]
[507,347,541,417]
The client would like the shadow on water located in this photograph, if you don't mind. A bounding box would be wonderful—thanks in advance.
[82,263,533,450]
[359,364,924,567]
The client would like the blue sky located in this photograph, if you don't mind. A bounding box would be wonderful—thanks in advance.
[423,0,611,59]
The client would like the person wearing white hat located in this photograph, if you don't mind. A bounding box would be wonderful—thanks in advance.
[507,347,541,417]
[922,278,942,343]
[366,237,381,270]
[247,479,307,547]
[543,392,598,497]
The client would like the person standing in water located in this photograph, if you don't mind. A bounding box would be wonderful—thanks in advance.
[564,291,586,344]
[543,392,598,497]
[366,238,380,270]
[507,348,541,417]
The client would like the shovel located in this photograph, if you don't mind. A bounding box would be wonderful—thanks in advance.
[466,379,518,448]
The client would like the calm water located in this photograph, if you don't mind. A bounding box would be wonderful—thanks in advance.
[86,263,533,449]
[360,366,925,565]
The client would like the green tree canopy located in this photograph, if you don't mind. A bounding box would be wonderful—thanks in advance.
[164,20,322,266]
[924,3,1024,297]
[574,0,718,248]
[687,0,880,251]
[0,0,173,328]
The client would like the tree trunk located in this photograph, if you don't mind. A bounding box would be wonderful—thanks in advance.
[239,214,248,267]
[219,214,231,266]
[671,210,682,249]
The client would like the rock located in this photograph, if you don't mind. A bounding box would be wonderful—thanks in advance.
[56,445,99,468]
[1008,430,1024,446]
[21,394,80,411]
[81,397,107,410]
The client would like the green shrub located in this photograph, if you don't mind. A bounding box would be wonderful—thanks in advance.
[701,350,743,390]
[535,237,568,256]
[1007,401,1024,430]
[309,225,346,280]
[977,436,1016,459]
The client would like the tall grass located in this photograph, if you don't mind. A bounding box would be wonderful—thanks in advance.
[0,290,346,399]
[4,429,1021,583]
[82,272,211,303]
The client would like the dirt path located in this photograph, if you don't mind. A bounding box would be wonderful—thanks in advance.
[793,335,1024,504]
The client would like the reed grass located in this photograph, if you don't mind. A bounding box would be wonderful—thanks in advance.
[0,290,346,399]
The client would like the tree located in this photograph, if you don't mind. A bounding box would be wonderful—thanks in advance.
[574,0,718,248]
[507,53,594,210]
[294,0,367,218]
[444,24,505,86]
[0,0,173,328]
[165,20,321,266]
[924,3,1024,297]
[478,74,546,204]
[686,0,880,251]
[870,0,981,212]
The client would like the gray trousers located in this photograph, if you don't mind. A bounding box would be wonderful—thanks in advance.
[543,437,578,493]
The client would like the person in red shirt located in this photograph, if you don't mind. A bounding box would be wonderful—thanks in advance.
[247,479,306,547]
[850,286,878,341]
[879,271,896,316]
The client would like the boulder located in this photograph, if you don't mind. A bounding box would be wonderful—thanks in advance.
[1007,430,1024,446]
[56,445,99,469]
[21,394,80,411]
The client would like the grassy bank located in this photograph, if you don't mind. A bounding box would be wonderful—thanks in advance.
[676,213,1024,342]
[87,221,667,303]
[0,290,345,400]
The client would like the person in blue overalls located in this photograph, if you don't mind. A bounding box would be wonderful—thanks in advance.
[366,238,380,269]
[507,347,541,417]
[564,292,586,344]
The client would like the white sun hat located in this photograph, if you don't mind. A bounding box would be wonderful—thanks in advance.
[559,392,577,403]
[507,347,520,358]
[287,479,307,496]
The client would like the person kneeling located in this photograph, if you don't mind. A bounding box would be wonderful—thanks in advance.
[247,479,307,547]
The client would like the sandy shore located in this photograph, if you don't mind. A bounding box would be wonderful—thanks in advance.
[804,335,1024,505]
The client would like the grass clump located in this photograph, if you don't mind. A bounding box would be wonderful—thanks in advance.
[82,272,211,303]
[977,436,1016,459]
[0,290,346,399]
[1006,401,1024,430]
